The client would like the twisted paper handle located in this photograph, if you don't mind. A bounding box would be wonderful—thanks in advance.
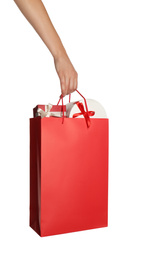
[57,90,91,127]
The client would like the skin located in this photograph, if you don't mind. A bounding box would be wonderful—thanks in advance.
[14,0,78,97]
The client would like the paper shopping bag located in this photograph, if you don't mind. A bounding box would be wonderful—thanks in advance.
[30,93,109,237]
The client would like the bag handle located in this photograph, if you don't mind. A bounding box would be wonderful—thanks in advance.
[57,90,91,127]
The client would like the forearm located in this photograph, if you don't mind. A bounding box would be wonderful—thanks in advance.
[14,0,66,58]
[14,0,78,96]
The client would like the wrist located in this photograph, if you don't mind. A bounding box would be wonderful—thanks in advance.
[52,45,67,61]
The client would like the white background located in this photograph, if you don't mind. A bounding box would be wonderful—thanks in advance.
[0,0,161,259]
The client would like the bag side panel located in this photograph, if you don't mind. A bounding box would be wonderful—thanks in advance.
[29,117,41,236]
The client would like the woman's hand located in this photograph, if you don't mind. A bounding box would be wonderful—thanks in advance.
[54,53,78,97]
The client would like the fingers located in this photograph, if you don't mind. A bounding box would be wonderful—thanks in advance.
[74,75,78,91]
[60,71,78,97]
[54,54,78,97]
[68,78,74,95]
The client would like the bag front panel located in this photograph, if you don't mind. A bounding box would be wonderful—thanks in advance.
[40,117,108,237]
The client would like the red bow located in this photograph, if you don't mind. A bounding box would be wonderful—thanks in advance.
[73,102,95,127]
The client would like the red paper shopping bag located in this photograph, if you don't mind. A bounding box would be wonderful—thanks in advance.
[30,91,109,237]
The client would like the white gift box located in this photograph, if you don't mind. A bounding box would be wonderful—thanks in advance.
[66,99,107,118]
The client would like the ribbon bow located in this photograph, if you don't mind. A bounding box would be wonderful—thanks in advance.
[37,104,56,118]
[73,101,95,127]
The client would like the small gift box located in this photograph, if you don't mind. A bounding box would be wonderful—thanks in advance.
[33,104,66,118]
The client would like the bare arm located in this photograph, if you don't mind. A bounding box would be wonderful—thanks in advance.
[14,0,78,96]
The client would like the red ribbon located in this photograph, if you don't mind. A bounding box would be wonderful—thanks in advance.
[73,101,95,127]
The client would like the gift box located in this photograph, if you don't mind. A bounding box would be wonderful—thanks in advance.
[33,103,66,118]
[66,99,107,118]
